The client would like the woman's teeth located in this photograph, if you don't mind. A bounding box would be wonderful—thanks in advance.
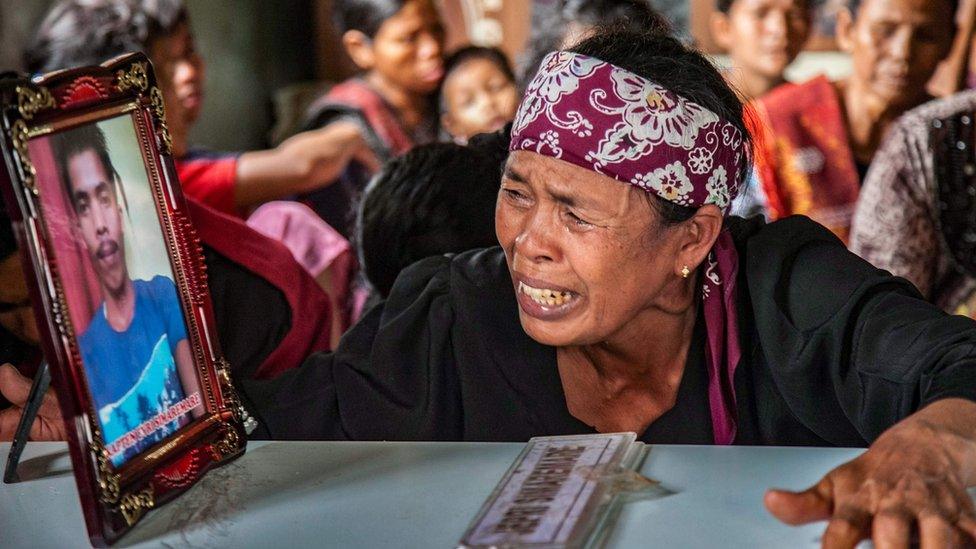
[519,281,574,307]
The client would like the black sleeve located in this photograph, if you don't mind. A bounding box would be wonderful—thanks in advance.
[747,216,976,445]
[202,246,290,381]
[238,255,463,441]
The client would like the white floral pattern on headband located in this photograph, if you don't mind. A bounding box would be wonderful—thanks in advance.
[510,51,746,212]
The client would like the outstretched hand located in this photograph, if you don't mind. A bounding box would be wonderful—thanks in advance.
[0,363,64,441]
[765,398,976,548]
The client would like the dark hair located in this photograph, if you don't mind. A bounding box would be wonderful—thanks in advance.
[0,209,15,262]
[844,0,958,19]
[437,46,515,112]
[25,0,187,74]
[518,0,670,88]
[715,0,811,13]
[569,27,753,225]
[50,125,119,211]
[357,133,506,296]
[334,0,408,37]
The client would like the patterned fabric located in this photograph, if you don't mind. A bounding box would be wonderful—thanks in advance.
[753,76,861,243]
[510,51,746,445]
[851,91,976,316]
[511,52,747,211]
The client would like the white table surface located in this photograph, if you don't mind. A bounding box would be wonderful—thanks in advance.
[0,441,864,548]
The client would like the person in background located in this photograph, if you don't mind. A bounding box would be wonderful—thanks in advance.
[26,0,379,219]
[851,89,976,318]
[752,0,957,243]
[437,46,518,145]
[709,0,811,101]
[517,0,669,90]
[18,0,338,394]
[300,0,445,237]
[713,0,811,220]
[357,131,506,303]
[27,0,362,332]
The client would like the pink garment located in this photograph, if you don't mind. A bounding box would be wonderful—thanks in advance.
[246,201,359,330]
[512,50,745,445]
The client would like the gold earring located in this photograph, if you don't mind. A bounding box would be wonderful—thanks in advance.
[680,265,690,279]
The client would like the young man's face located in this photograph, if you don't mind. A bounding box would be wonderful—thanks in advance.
[66,149,127,295]
[842,0,954,109]
[714,0,811,84]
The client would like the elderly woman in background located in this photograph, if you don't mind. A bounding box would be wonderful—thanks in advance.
[10,26,976,547]
[753,0,957,243]
[851,90,976,318]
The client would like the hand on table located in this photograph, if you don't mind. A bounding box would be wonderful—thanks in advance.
[0,363,64,441]
[765,399,976,548]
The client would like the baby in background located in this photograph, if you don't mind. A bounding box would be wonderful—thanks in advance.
[438,46,519,144]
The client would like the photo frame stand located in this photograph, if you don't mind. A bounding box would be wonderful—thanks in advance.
[3,361,51,483]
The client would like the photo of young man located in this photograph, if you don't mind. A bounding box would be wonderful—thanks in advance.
[49,121,203,466]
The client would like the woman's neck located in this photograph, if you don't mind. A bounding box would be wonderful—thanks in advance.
[729,68,786,101]
[557,295,698,434]
[364,72,430,134]
[836,78,912,165]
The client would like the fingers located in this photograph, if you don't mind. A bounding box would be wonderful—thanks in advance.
[957,514,976,541]
[822,506,871,549]
[872,507,912,549]
[919,512,960,548]
[0,407,23,441]
[354,145,381,173]
[30,415,66,441]
[765,476,834,525]
[0,363,31,406]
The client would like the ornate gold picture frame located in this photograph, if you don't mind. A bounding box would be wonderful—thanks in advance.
[0,53,245,546]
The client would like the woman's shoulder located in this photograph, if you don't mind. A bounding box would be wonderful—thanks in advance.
[734,215,917,330]
[386,247,510,307]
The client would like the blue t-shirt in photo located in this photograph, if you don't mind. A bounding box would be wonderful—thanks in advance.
[79,275,191,466]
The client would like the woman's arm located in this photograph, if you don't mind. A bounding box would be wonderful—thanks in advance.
[233,121,380,209]
[752,217,976,546]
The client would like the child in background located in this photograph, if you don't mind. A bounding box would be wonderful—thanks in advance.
[438,46,519,144]
[301,0,446,238]
[357,129,507,301]
[709,0,811,100]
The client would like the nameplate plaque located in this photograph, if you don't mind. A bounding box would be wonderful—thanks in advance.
[460,433,645,548]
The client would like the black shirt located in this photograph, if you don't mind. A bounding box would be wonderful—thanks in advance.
[240,216,976,446]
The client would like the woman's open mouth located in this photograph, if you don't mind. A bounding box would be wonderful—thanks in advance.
[515,279,582,320]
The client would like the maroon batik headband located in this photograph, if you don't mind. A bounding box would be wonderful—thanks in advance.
[510,51,745,445]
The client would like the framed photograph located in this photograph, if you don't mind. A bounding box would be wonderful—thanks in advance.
[0,53,246,546]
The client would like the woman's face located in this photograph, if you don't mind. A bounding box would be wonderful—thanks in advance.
[840,0,953,110]
[441,58,519,141]
[721,0,810,81]
[370,0,446,94]
[495,151,686,348]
